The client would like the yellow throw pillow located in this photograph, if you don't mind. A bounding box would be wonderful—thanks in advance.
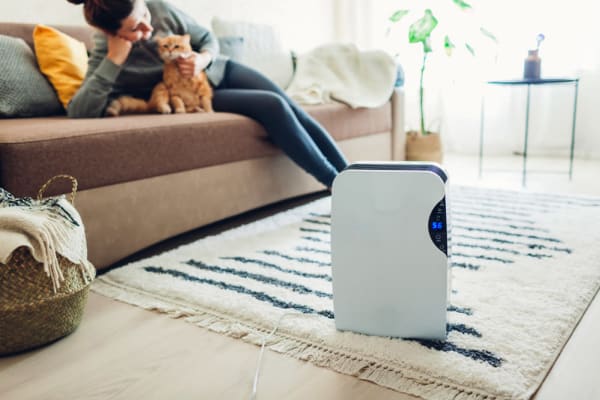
[33,25,88,108]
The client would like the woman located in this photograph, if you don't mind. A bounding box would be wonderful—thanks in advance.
[67,0,348,188]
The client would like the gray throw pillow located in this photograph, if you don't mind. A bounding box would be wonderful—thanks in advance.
[218,36,245,61]
[0,35,63,118]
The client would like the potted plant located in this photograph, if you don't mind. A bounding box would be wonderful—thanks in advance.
[389,1,496,163]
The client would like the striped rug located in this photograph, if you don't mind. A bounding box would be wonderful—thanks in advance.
[92,186,600,400]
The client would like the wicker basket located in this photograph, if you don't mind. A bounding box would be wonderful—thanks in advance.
[0,175,95,356]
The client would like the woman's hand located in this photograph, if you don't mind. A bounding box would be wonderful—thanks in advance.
[177,51,212,78]
[106,35,133,66]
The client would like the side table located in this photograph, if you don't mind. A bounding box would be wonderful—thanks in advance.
[478,78,580,186]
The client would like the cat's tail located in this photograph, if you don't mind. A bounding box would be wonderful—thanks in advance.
[106,96,150,117]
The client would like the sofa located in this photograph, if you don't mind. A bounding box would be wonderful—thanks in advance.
[0,22,406,271]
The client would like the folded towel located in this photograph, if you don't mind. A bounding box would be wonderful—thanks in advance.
[286,43,397,108]
[0,188,94,292]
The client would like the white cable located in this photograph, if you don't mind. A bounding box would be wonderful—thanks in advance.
[249,312,295,400]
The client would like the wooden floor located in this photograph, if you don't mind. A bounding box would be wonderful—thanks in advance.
[1,154,599,400]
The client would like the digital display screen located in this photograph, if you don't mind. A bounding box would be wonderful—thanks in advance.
[431,222,444,230]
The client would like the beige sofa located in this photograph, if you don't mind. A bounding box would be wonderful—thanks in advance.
[0,23,406,270]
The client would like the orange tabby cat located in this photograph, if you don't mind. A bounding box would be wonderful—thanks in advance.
[106,34,213,116]
[150,34,214,114]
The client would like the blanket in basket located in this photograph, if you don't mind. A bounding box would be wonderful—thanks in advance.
[0,186,94,291]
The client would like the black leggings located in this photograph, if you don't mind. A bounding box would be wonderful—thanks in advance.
[213,60,348,187]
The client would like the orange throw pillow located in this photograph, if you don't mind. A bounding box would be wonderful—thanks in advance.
[33,25,88,108]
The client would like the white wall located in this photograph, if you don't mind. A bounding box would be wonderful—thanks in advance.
[0,1,86,26]
[169,0,336,52]
[0,0,336,52]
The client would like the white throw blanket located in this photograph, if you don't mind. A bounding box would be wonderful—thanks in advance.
[285,43,397,108]
[0,188,94,292]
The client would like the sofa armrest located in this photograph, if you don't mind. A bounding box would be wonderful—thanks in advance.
[391,87,406,161]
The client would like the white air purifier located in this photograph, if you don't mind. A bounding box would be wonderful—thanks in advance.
[331,161,451,340]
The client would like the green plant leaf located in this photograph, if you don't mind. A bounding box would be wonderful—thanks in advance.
[452,0,472,10]
[465,43,475,56]
[444,35,456,56]
[409,9,438,44]
[480,27,498,43]
[389,9,410,23]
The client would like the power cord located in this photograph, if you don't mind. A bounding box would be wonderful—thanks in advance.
[249,312,297,400]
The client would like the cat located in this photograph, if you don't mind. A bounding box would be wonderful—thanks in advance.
[106,34,214,116]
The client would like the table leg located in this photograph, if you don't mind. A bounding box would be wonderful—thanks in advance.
[479,91,485,178]
[569,80,579,180]
[522,84,531,187]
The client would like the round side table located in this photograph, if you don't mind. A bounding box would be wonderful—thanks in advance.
[478,78,580,187]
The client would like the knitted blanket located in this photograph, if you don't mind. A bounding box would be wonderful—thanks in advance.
[0,188,94,292]
[286,43,397,108]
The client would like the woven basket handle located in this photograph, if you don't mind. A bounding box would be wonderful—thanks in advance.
[37,175,78,205]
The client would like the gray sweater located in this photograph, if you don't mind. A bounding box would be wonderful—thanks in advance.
[68,0,227,118]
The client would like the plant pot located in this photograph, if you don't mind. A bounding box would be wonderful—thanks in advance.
[405,131,443,164]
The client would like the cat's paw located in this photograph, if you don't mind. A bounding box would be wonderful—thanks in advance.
[156,103,172,114]
[174,107,186,114]
[105,100,121,117]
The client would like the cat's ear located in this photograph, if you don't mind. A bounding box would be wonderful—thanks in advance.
[183,33,191,43]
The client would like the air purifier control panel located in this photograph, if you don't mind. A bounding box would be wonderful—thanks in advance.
[428,198,448,255]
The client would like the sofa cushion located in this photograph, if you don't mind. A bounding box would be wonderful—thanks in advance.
[33,25,89,108]
[0,35,64,117]
[0,23,95,52]
[0,102,391,197]
[212,17,294,89]
[217,36,245,60]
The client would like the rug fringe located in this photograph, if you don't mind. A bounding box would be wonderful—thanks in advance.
[92,279,505,400]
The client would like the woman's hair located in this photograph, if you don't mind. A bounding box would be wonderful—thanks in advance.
[67,0,135,34]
